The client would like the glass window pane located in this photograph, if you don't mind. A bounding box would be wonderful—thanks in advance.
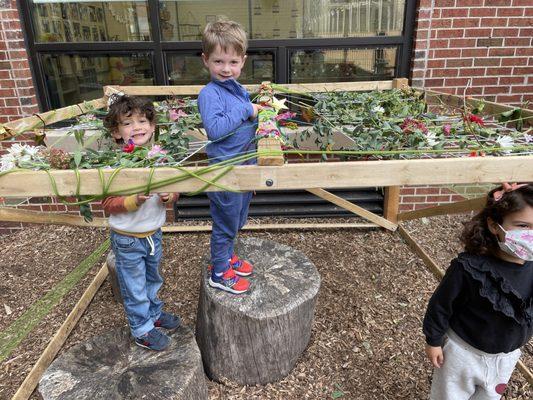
[290,47,397,83]
[41,54,154,108]
[167,51,274,85]
[159,1,249,41]
[31,1,151,43]
[159,0,405,41]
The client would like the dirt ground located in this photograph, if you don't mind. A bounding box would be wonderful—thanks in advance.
[0,215,531,399]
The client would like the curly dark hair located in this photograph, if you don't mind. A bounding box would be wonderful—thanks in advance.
[103,94,156,142]
[461,183,533,256]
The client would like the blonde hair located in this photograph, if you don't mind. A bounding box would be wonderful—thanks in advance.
[202,20,247,57]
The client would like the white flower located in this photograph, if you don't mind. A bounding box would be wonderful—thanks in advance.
[0,153,16,171]
[524,133,532,143]
[372,105,385,114]
[496,136,515,153]
[426,131,438,147]
[7,143,41,158]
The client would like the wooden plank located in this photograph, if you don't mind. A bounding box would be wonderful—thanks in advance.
[0,207,108,227]
[398,224,446,279]
[1,98,108,140]
[425,89,533,124]
[398,224,533,386]
[0,208,377,231]
[257,137,284,166]
[383,186,400,223]
[12,262,108,400]
[1,156,532,197]
[398,197,486,221]
[393,78,409,89]
[306,187,397,231]
[108,80,394,97]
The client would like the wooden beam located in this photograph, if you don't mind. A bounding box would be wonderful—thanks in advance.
[1,98,108,140]
[393,78,409,89]
[398,224,445,279]
[398,197,486,221]
[164,222,378,232]
[0,208,377,231]
[383,186,400,223]
[107,80,394,97]
[1,156,532,197]
[398,224,533,386]
[425,89,533,125]
[257,137,284,166]
[12,262,108,400]
[306,187,397,231]
[0,207,109,227]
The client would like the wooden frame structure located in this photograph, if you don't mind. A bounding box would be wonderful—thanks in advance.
[1,79,532,396]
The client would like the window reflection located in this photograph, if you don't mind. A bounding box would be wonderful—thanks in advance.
[159,0,405,41]
[41,54,154,108]
[290,47,397,83]
[167,52,274,85]
[31,1,151,42]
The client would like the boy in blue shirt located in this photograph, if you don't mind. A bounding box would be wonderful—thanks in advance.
[198,20,261,294]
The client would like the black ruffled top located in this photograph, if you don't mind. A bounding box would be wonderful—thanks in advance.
[423,252,532,354]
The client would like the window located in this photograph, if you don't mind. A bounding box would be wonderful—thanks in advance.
[20,0,415,110]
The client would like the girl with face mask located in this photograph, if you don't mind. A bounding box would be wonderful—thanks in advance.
[423,183,532,400]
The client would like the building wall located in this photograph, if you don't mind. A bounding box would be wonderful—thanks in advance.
[0,0,39,123]
[411,0,532,105]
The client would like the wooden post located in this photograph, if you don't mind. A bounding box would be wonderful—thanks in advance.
[392,77,409,90]
[257,137,284,166]
[383,186,400,224]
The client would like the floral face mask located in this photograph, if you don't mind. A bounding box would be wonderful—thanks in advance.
[497,225,533,261]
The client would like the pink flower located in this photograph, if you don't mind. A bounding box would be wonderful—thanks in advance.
[147,144,168,158]
[275,111,296,121]
[443,124,451,135]
[169,109,188,121]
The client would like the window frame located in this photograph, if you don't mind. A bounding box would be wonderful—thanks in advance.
[18,0,417,111]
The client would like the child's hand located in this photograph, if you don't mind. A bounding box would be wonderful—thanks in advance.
[158,193,179,203]
[250,104,262,119]
[136,194,151,206]
[425,344,444,368]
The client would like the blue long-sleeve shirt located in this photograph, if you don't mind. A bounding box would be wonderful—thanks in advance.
[197,79,257,165]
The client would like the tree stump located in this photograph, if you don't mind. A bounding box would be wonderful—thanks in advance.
[106,251,122,303]
[196,237,321,385]
[39,326,208,400]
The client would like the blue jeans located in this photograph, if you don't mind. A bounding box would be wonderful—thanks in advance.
[207,191,252,275]
[110,229,164,338]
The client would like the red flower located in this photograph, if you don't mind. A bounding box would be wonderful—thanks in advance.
[466,114,484,126]
[442,124,451,135]
[123,142,135,153]
[469,151,478,157]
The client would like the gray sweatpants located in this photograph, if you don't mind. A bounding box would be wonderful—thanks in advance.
[430,330,521,400]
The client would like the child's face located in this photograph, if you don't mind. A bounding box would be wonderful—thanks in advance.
[112,111,155,146]
[202,45,246,82]
[496,205,533,235]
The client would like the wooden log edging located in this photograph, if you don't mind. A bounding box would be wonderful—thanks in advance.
[12,262,109,400]
[398,224,533,387]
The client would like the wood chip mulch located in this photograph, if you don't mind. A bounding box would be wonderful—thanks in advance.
[0,215,531,399]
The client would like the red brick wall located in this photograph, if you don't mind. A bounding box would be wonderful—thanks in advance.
[0,0,39,123]
[411,0,532,105]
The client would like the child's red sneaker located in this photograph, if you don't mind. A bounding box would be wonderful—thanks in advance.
[229,254,253,277]
[209,268,250,294]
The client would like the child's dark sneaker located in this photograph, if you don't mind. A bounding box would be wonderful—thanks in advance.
[230,254,253,276]
[135,328,170,351]
[154,311,181,331]
[209,268,250,294]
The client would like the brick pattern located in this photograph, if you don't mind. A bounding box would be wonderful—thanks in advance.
[399,185,465,212]
[412,0,532,106]
[0,0,39,123]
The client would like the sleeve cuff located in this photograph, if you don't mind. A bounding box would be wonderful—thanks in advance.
[124,195,139,211]
[425,336,444,347]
